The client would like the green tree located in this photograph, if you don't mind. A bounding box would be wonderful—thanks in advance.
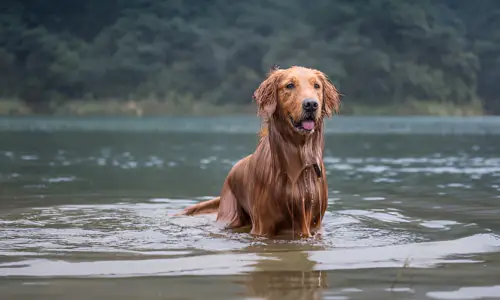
[0,0,499,114]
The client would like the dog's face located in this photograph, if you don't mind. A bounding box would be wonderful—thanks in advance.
[253,66,340,135]
[277,67,327,134]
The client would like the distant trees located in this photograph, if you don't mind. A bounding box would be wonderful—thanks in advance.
[1,0,499,113]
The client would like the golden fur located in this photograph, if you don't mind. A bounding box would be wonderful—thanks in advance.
[176,66,340,237]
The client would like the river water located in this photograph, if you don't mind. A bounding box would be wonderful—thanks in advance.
[1,116,500,300]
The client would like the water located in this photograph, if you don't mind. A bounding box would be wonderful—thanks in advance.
[1,116,500,300]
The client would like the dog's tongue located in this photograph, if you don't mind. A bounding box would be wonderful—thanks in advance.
[301,120,315,130]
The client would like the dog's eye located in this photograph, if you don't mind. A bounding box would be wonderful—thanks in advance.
[314,83,320,89]
[286,83,295,89]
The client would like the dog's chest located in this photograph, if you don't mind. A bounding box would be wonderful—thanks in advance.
[285,168,323,210]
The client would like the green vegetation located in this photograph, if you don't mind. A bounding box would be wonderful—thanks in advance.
[1,0,499,116]
[0,98,484,117]
[341,100,484,116]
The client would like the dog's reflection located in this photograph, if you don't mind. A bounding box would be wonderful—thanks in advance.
[244,243,328,300]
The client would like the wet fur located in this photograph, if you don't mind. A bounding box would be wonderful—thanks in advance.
[176,66,340,237]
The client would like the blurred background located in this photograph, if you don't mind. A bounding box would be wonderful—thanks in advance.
[1,0,499,117]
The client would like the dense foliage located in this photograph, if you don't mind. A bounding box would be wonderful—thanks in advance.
[1,0,499,113]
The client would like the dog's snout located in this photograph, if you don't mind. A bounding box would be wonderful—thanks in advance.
[302,98,319,112]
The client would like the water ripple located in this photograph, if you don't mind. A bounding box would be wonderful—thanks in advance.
[1,118,500,298]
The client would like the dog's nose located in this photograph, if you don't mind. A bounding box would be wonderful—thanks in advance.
[302,98,319,113]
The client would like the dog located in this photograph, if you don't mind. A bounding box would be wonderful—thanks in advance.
[176,66,340,237]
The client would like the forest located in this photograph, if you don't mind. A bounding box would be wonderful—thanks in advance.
[1,0,499,115]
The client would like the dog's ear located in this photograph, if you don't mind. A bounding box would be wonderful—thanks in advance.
[252,69,282,118]
[316,71,340,117]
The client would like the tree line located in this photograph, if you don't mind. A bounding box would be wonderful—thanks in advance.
[1,0,499,114]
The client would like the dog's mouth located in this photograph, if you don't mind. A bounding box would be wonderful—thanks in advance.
[289,115,316,133]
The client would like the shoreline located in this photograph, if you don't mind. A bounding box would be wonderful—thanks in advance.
[0,99,488,117]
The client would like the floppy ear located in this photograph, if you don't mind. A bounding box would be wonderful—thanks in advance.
[317,72,340,117]
[252,70,282,118]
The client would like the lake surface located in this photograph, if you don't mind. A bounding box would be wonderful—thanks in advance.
[1,116,500,300]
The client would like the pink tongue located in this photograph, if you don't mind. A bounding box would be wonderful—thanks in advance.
[301,120,315,130]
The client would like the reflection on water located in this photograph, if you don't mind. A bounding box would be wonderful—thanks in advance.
[246,251,326,300]
[1,117,500,299]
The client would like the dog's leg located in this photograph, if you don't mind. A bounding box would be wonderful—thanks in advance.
[175,197,220,216]
[216,180,250,229]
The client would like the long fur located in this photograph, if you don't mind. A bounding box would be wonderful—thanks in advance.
[176,66,340,237]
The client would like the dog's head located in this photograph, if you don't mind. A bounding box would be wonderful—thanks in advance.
[253,66,340,135]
